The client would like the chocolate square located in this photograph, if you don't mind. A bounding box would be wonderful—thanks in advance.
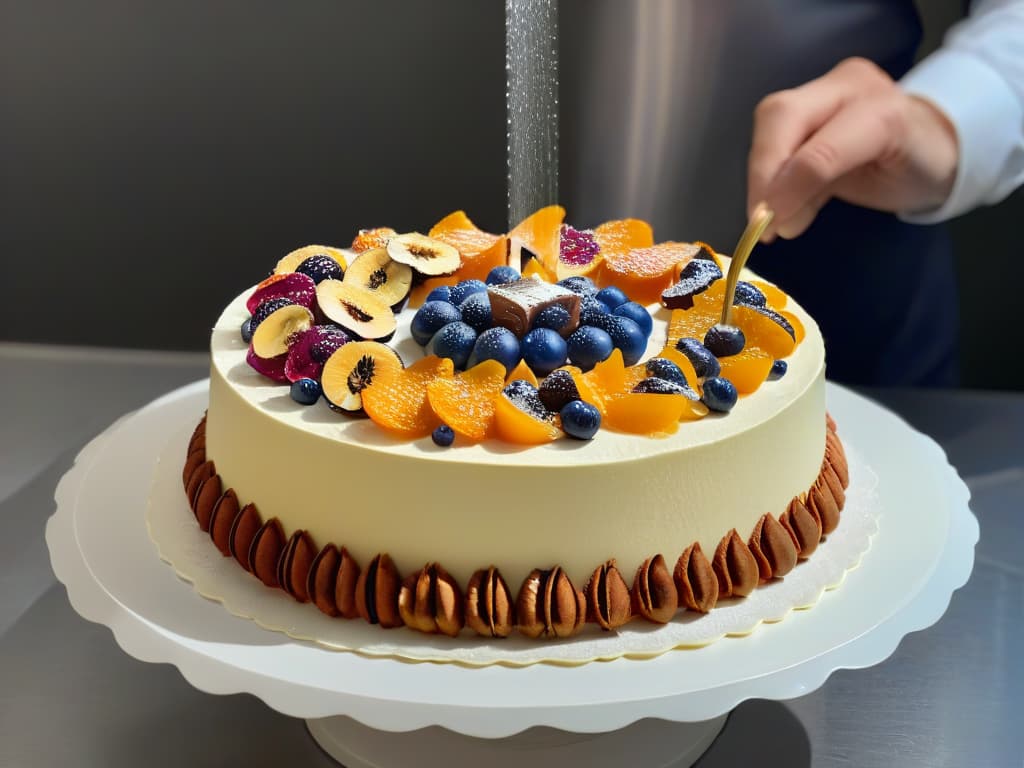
[487,278,581,338]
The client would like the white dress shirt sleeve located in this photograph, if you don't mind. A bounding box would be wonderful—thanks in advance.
[899,0,1024,222]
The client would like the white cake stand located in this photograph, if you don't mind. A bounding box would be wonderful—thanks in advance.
[46,381,976,768]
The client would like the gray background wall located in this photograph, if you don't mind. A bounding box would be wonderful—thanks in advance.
[2,1,1022,390]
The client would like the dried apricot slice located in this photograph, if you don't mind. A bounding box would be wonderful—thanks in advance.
[593,219,654,289]
[667,303,719,347]
[731,305,797,359]
[493,394,561,445]
[505,358,539,388]
[718,347,773,394]
[351,227,397,254]
[509,205,565,276]
[426,359,506,441]
[603,242,702,306]
[582,349,627,407]
[779,309,805,343]
[363,355,455,438]
[603,393,686,436]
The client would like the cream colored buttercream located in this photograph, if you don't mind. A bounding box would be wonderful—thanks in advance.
[206,268,826,589]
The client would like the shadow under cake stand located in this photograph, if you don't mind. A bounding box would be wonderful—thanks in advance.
[46,381,976,768]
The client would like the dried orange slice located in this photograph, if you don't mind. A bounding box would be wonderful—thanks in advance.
[363,355,455,438]
[426,359,506,441]
[582,349,627,408]
[667,303,719,347]
[594,219,654,269]
[351,227,397,254]
[509,205,565,276]
[602,242,700,305]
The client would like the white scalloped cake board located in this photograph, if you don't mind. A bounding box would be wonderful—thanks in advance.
[48,379,976,737]
[147,383,876,666]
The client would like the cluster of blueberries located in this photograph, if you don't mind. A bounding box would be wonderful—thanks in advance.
[411,267,656,378]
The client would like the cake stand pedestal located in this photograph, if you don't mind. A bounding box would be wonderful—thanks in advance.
[46,382,976,768]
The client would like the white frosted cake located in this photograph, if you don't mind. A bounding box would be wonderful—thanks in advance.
[182,211,849,639]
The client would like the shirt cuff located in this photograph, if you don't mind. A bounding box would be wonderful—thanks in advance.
[899,48,1024,223]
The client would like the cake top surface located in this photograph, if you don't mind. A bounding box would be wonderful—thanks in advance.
[211,255,824,468]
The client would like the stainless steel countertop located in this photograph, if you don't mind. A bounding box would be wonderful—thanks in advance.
[1,343,1020,767]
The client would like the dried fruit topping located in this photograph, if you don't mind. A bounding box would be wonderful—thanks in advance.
[585,560,633,630]
[316,280,397,341]
[556,224,601,280]
[296,254,345,284]
[351,227,397,254]
[387,233,461,277]
[284,324,350,383]
[631,554,678,624]
[516,566,586,639]
[661,258,723,310]
[320,340,403,412]
[425,359,506,441]
[466,566,514,638]
[251,303,314,359]
[508,205,565,276]
[274,245,348,276]
[494,380,561,445]
[246,272,317,314]
[343,248,413,308]
[362,355,455,439]
[602,241,706,306]
[245,346,288,382]
[398,562,465,637]
[428,211,508,283]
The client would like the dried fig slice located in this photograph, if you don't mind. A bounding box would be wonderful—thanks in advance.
[316,280,397,341]
[387,233,461,277]
[321,340,403,413]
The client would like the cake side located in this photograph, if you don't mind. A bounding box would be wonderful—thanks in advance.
[206,279,826,589]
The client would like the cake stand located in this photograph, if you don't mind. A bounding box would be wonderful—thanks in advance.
[46,381,976,768]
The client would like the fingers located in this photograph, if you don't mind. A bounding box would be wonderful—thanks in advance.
[748,57,899,239]
[765,96,902,237]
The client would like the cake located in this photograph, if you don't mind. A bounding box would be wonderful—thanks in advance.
[182,208,849,640]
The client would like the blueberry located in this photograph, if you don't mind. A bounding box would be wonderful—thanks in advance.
[560,400,601,440]
[520,327,568,377]
[733,281,767,307]
[593,315,647,366]
[411,300,462,346]
[566,325,614,371]
[613,301,653,338]
[240,317,254,343]
[425,285,453,304]
[538,369,582,412]
[645,358,688,388]
[674,337,721,378]
[251,297,295,330]
[503,379,552,421]
[534,304,571,332]
[579,295,611,325]
[467,326,521,372]
[459,292,493,333]
[557,275,597,296]
[449,279,488,306]
[431,424,455,447]
[430,321,478,369]
[704,324,746,357]
[295,254,344,284]
[486,266,520,286]
[289,377,322,405]
[702,376,738,412]
[595,285,629,310]
[769,359,788,380]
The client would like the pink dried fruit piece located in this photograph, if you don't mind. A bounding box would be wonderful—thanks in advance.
[246,272,317,314]
[246,346,288,382]
[284,324,351,383]
[555,224,602,280]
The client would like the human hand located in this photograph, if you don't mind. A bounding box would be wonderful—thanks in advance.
[747,57,959,241]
